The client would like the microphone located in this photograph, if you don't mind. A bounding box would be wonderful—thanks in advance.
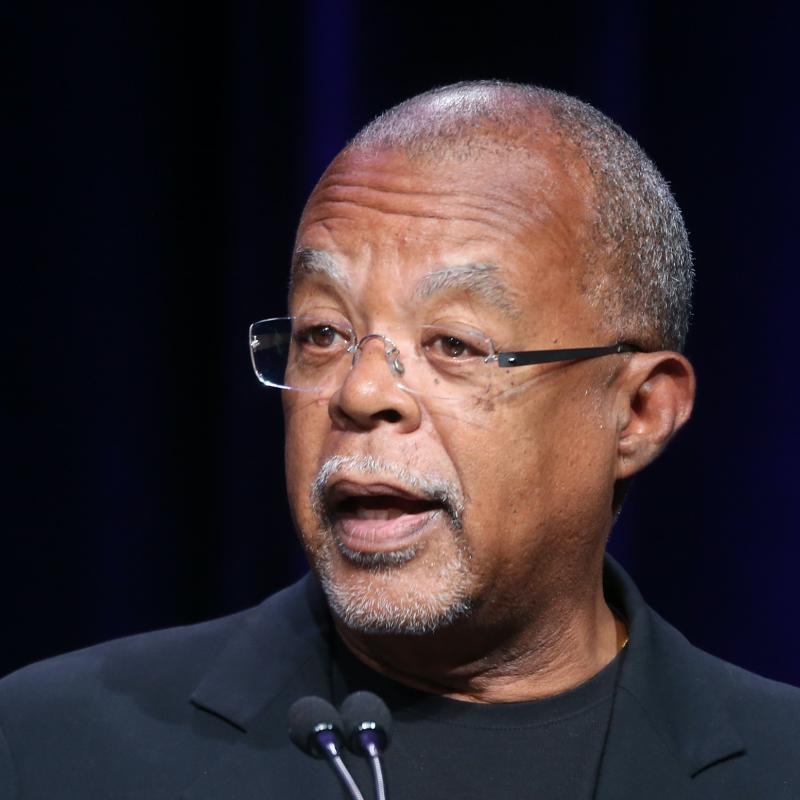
[341,691,393,800]
[287,696,366,800]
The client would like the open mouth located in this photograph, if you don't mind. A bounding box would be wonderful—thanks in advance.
[326,481,445,553]
[335,494,441,520]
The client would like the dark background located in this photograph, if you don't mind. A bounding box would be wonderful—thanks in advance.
[4,1,799,683]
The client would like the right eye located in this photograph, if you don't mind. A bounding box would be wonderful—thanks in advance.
[309,325,337,347]
[294,322,350,351]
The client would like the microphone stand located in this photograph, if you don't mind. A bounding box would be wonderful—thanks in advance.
[314,729,366,800]
[355,729,388,800]
[342,691,393,800]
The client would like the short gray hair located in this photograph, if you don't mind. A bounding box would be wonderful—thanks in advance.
[348,81,693,352]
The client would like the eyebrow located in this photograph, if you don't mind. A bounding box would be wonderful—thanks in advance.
[413,264,521,318]
[289,248,348,291]
[289,251,521,319]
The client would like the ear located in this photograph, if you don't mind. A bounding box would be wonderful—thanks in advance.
[615,352,696,480]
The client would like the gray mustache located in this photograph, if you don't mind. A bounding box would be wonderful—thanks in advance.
[310,455,464,531]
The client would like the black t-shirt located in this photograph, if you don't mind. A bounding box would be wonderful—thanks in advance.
[330,639,625,799]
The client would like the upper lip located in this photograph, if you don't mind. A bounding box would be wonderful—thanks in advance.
[326,479,437,509]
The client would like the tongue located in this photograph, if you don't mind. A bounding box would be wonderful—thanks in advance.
[338,496,438,520]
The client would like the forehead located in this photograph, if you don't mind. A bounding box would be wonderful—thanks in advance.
[292,145,596,327]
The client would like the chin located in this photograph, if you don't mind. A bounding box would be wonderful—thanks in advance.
[309,535,477,636]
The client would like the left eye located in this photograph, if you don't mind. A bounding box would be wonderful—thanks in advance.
[424,332,488,361]
[437,335,470,359]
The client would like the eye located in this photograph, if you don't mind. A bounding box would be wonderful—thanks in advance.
[309,325,338,347]
[422,326,492,362]
[293,320,351,351]
[437,335,471,359]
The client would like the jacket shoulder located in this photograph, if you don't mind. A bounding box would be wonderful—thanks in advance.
[0,578,316,799]
[648,604,800,737]
[711,652,800,728]
[690,648,800,796]
[0,606,250,710]
[0,576,313,709]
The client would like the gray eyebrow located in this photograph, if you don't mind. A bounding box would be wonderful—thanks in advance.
[289,253,520,319]
[413,264,521,318]
[289,248,348,291]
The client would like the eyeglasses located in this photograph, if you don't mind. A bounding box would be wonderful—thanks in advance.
[249,316,641,401]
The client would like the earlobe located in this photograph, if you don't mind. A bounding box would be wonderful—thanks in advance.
[615,352,696,480]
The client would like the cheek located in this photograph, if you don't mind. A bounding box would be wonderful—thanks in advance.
[433,408,537,538]
[449,384,615,549]
[283,395,330,521]
[513,385,618,538]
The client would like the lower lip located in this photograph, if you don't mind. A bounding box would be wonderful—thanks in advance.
[333,509,441,553]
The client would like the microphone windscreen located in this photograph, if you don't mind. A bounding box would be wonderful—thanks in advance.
[288,696,343,756]
[341,690,393,750]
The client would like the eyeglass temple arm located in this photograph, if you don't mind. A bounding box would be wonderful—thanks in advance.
[497,343,640,368]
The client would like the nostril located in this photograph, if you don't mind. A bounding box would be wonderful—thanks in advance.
[374,409,401,423]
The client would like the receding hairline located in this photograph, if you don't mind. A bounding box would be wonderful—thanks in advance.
[346,85,572,166]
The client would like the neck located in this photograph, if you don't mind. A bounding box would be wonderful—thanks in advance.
[333,578,625,704]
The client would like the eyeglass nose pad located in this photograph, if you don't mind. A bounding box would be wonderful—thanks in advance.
[351,334,405,376]
[387,346,405,375]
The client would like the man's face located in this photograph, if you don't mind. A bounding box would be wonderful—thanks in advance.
[284,143,624,636]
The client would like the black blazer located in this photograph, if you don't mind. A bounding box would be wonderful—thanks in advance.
[1,558,799,798]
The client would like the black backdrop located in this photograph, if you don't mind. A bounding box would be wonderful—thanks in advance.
[5,1,799,684]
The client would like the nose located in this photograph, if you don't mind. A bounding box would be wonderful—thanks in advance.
[328,335,422,432]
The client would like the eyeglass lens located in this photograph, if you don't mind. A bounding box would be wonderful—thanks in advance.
[249,316,497,400]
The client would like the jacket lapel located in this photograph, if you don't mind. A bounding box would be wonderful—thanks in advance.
[596,684,713,800]
[182,574,340,800]
[596,558,748,799]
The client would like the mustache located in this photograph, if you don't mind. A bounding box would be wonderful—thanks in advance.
[310,455,464,532]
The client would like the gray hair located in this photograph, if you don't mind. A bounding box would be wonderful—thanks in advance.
[348,81,693,352]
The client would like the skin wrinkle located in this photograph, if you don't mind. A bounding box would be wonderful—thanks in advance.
[313,171,543,218]
[316,172,450,198]
[303,197,530,235]
[333,130,585,226]
[308,166,589,285]
[311,198,454,222]
[315,184,549,229]
[317,171,541,219]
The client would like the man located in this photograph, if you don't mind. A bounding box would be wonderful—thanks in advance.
[1,81,798,798]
